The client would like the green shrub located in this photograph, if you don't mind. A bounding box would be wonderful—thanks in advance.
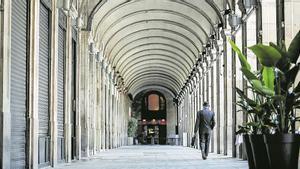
[128,117,138,137]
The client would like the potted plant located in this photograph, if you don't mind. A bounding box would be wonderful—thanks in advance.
[230,39,275,169]
[230,30,300,169]
[235,97,272,169]
[127,117,138,145]
[262,31,300,169]
[236,125,255,169]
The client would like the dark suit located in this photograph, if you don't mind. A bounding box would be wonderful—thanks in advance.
[194,107,215,157]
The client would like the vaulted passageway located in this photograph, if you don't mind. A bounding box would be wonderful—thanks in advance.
[0,0,300,169]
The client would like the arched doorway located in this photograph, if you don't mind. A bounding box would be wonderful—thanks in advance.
[141,91,167,145]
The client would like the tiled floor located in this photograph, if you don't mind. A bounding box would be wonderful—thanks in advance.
[55,146,248,169]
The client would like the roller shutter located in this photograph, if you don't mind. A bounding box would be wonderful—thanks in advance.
[38,2,51,165]
[10,0,28,168]
[57,16,66,161]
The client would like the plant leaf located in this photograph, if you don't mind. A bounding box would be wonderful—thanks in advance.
[249,44,282,67]
[262,66,275,91]
[236,88,257,107]
[286,63,300,86]
[270,42,291,72]
[261,86,275,96]
[294,100,300,107]
[293,81,300,93]
[288,31,300,64]
[228,38,251,70]
[239,68,274,96]
[272,95,285,101]
[241,67,259,81]
[252,80,275,96]
[248,109,262,115]
[247,122,260,127]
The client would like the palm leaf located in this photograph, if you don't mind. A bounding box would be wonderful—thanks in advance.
[228,38,251,70]
[270,42,291,72]
[287,31,300,63]
[249,44,281,67]
[262,66,275,91]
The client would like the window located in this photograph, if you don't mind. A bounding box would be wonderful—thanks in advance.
[146,93,166,111]
[148,94,159,111]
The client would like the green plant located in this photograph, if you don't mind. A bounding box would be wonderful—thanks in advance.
[128,117,138,137]
[269,31,300,133]
[229,39,279,135]
[230,30,300,134]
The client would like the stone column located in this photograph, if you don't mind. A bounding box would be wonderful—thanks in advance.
[119,94,122,147]
[117,92,120,147]
[91,49,97,155]
[49,1,59,166]
[216,54,221,154]
[121,94,125,146]
[109,71,115,149]
[27,1,41,168]
[111,77,115,148]
[87,51,91,156]
[115,92,118,147]
[105,65,109,149]
[96,59,101,152]
[118,92,123,147]
[0,0,12,168]
[79,31,90,158]
[75,28,82,160]
[222,32,229,156]
[109,72,113,149]
[113,87,117,148]
[101,61,106,150]
[115,88,118,148]
[65,12,73,163]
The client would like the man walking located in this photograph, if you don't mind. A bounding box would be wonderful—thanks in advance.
[194,102,215,160]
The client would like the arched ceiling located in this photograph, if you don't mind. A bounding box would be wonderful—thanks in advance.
[90,0,227,96]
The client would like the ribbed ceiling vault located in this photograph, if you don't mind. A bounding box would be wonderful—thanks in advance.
[90,0,228,96]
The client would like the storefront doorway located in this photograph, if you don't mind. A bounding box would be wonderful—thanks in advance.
[140,91,167,145]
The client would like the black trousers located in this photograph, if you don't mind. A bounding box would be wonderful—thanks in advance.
[199,132,211,156]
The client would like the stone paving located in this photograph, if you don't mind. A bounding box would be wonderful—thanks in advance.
[55,146,248,169]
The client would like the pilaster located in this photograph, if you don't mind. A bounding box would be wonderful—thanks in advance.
[0,0,11,168]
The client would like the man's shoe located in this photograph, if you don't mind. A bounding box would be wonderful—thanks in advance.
[201,150,207,160]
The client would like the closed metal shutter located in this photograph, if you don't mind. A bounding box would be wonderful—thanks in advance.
[38,2,50,165]
[11,0,28,168]
[57,21,66,161]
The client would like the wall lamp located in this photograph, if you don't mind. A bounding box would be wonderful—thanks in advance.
[243,0,257,10]
[228,14,242,28]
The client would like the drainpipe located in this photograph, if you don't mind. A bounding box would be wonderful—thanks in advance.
[231,0,237,158]
[256,0,262,69]
[0,0,3,12]
[176,99,179,135]
[276,0,285,45]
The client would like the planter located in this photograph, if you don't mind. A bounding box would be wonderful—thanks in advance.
[249,134,270,169]
[264,134,300,169]
[128,137,134,145]
[134,138,139,145]
[243,134,255,169]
